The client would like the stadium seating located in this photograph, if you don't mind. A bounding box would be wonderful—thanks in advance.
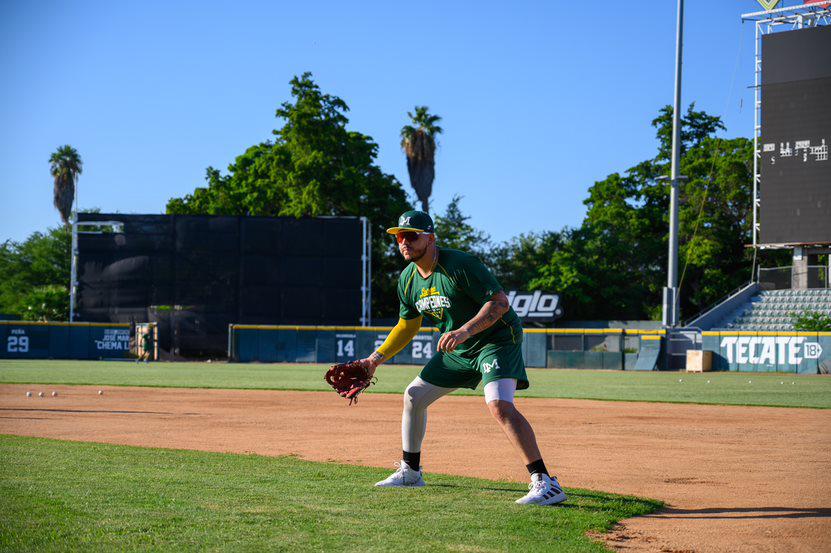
[714,288,831,331]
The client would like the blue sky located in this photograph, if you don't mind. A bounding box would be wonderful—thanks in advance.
[1,1,775,245]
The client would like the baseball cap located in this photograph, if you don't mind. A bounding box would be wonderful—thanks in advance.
[386,210,435,234]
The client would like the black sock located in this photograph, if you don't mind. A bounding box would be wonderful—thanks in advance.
[526,459,549,477]
[403,450,421,469]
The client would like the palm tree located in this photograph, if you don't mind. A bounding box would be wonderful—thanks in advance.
[50,145,83,225]
[400,106,442,213]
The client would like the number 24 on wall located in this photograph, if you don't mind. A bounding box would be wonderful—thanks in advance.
[7,336,29,353]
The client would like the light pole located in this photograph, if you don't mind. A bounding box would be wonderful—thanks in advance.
[69,176,79,322]
[663,0,687,328]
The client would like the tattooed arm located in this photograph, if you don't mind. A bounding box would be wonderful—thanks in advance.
[462,291,511,335]
[437,291,511,353]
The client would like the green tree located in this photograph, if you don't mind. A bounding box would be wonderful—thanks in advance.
[490,231,564,291]
[531,104,771,321]
[791,311,831,332]
[432,197,565,293]
[433,195,491,258]
[49,145,83,226]
[167,73,411,318]
[400,106,443,213]
[19,285,68,321]
[652,104,725,162]
[0,228,71,320]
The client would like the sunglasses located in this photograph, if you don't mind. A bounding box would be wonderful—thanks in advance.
[396,231,428,243]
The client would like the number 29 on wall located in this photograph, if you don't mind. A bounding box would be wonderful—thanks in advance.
[7,336,29,353]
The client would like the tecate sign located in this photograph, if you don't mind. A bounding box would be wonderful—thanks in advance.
[720,336,823,365]
[506,291,563,321]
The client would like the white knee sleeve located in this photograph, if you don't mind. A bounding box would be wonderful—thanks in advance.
[402,376,455,453]
[484,378,517,404]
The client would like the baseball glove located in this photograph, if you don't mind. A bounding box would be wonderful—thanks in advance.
[324,360,376,405]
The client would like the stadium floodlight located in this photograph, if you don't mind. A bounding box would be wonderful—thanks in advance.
[660,0,688,329]
[69,220,126,322]
[657,175,688,329]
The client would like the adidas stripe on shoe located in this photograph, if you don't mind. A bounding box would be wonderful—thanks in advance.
[374,461,426,488]
[515,473,567,506]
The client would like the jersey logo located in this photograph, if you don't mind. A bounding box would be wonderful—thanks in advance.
[415,286,451,320]
[420,286,438,298]
[482,359,500,373]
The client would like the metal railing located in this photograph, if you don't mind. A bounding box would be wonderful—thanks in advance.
[681,281,756,328]
[666,326,702,370]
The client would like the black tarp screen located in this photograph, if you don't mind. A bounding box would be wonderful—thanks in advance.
[76,214,364,357]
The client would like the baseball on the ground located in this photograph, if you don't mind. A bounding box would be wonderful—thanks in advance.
[98,390,104,395]
[38,392,44,397]
[26,391,32,397]
[52,391,58,397]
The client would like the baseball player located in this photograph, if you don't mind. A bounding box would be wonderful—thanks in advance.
[359,210,566,506]
[139,328,153,363]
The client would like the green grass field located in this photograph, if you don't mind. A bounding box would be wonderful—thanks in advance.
[0,435,660,552]
[1,359,829,408]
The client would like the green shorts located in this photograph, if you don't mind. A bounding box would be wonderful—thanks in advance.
[419,341,529,391]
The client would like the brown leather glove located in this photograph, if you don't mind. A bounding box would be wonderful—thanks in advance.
[324,360,376,405]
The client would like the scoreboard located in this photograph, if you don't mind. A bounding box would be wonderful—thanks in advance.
[760,25,831,245]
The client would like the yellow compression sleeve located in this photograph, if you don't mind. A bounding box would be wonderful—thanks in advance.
[375,317,423,360]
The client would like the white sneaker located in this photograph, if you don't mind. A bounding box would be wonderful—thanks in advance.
[515,473,567,506]
[374,461,425,488]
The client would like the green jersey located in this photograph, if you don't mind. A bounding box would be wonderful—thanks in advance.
[398,248,523,356]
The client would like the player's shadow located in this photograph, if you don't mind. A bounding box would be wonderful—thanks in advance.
[566,490,645,502]
[430,484,645,509]
[648,506,831,519]
[428,483,523,494]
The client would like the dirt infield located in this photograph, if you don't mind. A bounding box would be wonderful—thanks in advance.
[1,385,829,552]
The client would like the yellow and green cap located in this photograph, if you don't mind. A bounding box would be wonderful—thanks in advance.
[386,210,435,235]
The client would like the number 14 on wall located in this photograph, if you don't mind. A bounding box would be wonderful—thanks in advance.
[337,339,355,358]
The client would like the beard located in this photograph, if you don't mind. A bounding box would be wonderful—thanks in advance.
[401,242,428,262]
[408,247,428,262]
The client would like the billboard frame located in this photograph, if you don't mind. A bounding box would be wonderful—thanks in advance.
[69,219,125,322]
[742,3,831,249]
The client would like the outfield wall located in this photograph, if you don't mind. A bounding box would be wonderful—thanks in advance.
[229,325,666,369]
[702,331,830,374]
[0,321,132,360]
[7,321,827,374]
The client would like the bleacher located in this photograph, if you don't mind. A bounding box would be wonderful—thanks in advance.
[716,289,831,331]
